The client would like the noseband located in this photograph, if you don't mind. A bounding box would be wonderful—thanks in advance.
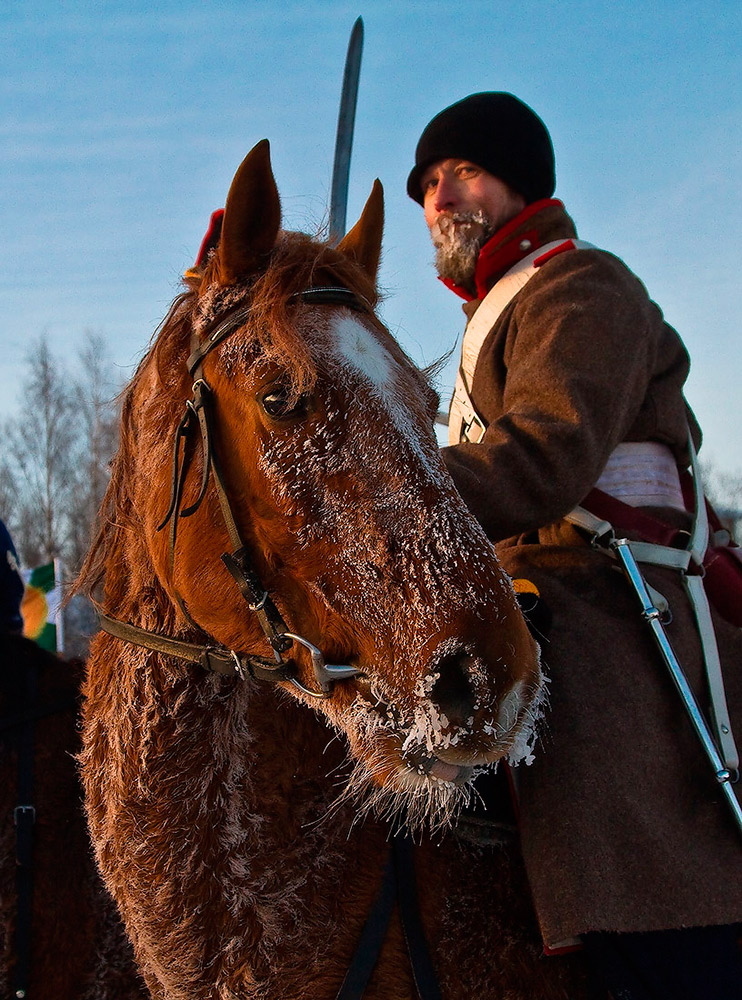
[98,286,370,699]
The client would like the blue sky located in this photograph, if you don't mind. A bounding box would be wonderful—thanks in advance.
[3,0,741,472]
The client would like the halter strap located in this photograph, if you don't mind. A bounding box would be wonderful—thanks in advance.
[97,610,296,682]
[187,287,368,374]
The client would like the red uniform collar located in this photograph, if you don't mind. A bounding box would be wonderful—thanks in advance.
[441,198,565,302]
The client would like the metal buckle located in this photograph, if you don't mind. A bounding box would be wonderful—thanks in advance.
[248,590,269,612]
[462,412,486,444]
[14,805,35,825]
[229,649,247,682]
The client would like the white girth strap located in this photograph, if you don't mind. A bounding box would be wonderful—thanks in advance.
[448,239,595,445]
[683,431,738,771]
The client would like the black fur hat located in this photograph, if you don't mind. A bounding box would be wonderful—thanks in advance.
[407,92,555,206]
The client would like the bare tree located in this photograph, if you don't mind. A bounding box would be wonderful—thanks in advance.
[0,450,17,529]
[4,333,123,574]
[701,459,742,541]
[67,331,121,570]
[5,337,79,566]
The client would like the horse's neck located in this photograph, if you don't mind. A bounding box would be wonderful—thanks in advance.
[88,637,345,814]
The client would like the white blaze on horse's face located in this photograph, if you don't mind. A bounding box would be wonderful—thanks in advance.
[251,304,543,831]
[333,313,392,391]
[329,312,443,478]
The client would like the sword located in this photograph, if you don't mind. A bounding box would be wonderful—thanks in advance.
[329,16,364,244]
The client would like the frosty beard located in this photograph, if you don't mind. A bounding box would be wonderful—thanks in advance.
[430,210,495,289]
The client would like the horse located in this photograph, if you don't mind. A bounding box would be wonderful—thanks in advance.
[75,140,593,999]
[0,631,147,999]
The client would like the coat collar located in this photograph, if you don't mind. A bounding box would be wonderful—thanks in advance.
[442,199,578,302]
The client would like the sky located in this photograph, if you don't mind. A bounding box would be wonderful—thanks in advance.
[3,0,741,474]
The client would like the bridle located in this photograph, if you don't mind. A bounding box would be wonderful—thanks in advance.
[98,285,371,699]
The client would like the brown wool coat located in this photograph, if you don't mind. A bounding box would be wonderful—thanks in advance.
[441,201,742,947]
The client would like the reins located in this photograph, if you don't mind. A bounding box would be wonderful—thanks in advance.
[98,286,369,699]
[336,833,441,1000]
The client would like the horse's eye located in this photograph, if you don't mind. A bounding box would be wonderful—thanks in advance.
[259,384,309,421]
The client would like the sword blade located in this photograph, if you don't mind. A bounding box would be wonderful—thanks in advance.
[329,16,364,244]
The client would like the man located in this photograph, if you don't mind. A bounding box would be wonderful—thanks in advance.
[407,92,742,999]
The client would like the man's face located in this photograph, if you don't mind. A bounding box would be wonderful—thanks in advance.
[420,159,526,287]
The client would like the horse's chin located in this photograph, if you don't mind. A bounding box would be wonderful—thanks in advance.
[333,747,476,835]
[326,696,537,835]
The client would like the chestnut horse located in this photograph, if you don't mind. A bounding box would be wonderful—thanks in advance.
[0,632,146,999]
[76,142,592,999]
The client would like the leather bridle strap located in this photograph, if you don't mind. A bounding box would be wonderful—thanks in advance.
[97,610,296,682]
[170,284,370,657]
[394,833,442,1000]
[100,285,368,696]
[185,287,370,376]
[335,845,397,999]
[176,376,293,655]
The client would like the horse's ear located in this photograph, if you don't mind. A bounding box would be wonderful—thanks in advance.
[337,180,384,285]
[218,139,281,284]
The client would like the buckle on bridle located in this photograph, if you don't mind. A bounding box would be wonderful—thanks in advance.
[248,590,269,612]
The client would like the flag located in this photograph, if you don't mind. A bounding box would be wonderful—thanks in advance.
[21,559,64,653]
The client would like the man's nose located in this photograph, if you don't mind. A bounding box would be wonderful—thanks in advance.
[433,174,458,213]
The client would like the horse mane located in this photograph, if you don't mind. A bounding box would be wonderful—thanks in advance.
[74,229,381,609]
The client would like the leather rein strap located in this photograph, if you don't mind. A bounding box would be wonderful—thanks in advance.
[97,611,295,683]
[11,659,37,1000]
[97,286,368,695]
[336,833,441,1000]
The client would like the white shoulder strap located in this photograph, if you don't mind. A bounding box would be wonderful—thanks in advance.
[448,240,595,445]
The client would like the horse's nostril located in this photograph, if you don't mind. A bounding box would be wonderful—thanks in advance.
[429,652,476,727]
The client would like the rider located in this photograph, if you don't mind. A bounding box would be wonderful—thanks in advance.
[407,91,742,999]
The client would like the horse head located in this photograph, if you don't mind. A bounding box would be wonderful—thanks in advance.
[89,140,543,831]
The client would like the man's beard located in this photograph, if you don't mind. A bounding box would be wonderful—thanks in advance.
[430,210,496,288]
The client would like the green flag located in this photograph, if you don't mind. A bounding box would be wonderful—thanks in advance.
[21,560,63,653]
